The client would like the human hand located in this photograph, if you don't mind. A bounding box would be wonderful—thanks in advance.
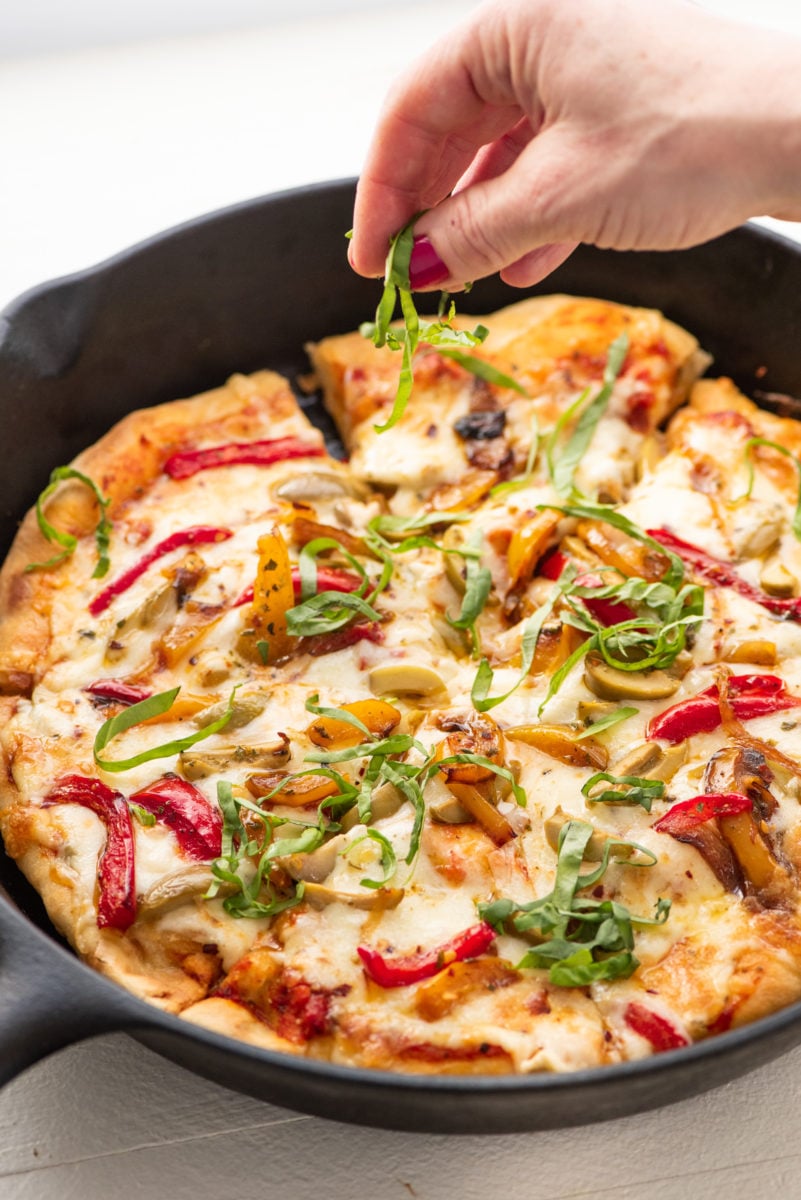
[349,0,801,290]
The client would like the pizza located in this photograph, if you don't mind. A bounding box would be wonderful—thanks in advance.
[3,292,801,1075]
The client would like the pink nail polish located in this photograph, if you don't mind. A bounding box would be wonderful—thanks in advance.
[408,236,449,290]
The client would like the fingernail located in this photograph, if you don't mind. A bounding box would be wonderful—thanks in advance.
[408,235,449,290]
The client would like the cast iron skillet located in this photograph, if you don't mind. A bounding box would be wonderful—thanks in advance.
[2,180,801,1133]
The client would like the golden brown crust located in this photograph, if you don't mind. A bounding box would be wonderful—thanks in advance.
[0,370,321,687]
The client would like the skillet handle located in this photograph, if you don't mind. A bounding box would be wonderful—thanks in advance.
[0,896,135,1087]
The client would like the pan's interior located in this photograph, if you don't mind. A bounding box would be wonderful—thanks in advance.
[1,180,801,1025]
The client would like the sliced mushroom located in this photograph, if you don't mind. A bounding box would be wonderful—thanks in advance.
[138,864,244,918]
[274,471,354,501]
[612,739,688,783]
[738,515,784,559]
[505,723,608,770]
[583,655,681,702]
[303,883,404,910]
[442,525,468,594]
[666,651,694,680]
[190,651,235,688]
[577,699,619,725]
[759,560,798,598]
[193,691,268,731]
[544,807,632,861]
[105,582,179,664]
[284,832,349,882]
[368,662,447,697]
[690,746,791,899]
[430,613,472,659]
[339,781,405,832]
[426,770,474,825]
[429,795,474,824]
[180,735,290,780]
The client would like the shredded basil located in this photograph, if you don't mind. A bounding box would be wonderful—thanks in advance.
[26,465,112,578]
[343,828,398,890]
[574,706,638,739]
[547,333,629,499]
[581,771,665,812]
[361,219,525,433]
[446,531,492,653]
[94,685,237,773]
[478,819,669,986]
[206,781,310,919]
[429,751,526,807]
[128,802,157,827]
[533,502,704,711]
[472,570,576,712]
[490,415,540,497]
[736,436,801,540]
[285,591,382,637]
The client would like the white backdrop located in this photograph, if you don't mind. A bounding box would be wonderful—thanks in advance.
[1,1,801,1196]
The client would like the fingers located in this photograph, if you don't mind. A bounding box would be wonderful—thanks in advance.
[500,241,578,288]
[410,128,581,287]
[349,8,525,277]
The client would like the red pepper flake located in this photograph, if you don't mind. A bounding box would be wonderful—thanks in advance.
[163,437,325,480]
[358,922,497,988]
[624,1002,689,1051]
[42,775,136,930]
[89,525,233,615]
[129,775,222,860]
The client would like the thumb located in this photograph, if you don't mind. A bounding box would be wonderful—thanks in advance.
[410,129,587,289]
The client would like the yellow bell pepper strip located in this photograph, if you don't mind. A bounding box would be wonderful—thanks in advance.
[238,528,296,663]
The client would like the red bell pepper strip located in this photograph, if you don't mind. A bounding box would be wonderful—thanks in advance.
[84,680,153,705]
[89,525,233,615]
[233,565,363,608]
[358,921,497,988]
[653,792,753,836]
[647,528,801,621]
[647,674,800,743]
[163,437,325,480]
[538,549,636,625]
[624,1002,689,1051]
[540,549,569,581]
[129,776,222,860]
[302,621,385,657]
[42,775,136,931]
